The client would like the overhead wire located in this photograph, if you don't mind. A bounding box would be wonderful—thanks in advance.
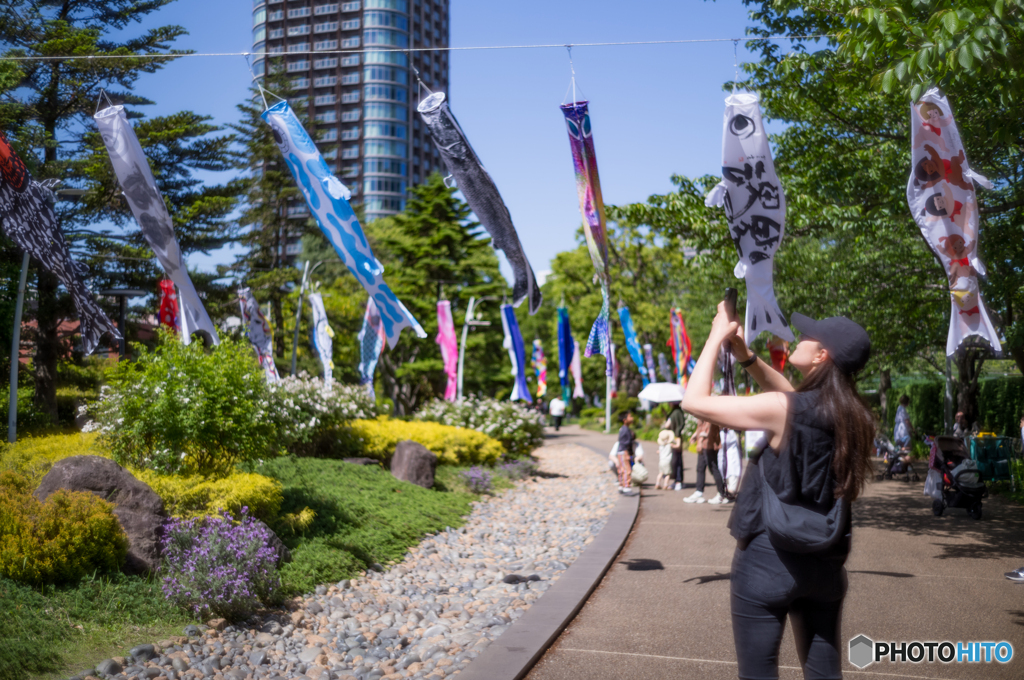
[0,35,834,62]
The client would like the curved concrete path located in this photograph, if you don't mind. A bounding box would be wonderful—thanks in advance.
[527,433,1024,679]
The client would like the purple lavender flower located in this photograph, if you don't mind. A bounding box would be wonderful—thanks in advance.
[460,466,493,494]
[160,508,281,621]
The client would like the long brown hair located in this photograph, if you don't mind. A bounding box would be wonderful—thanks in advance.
[796,360,875,502]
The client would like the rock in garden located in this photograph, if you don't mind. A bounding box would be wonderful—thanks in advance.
[94,659,122,676]
[129,644,156,663]
[33,456,166,574]
[390,440,437,488]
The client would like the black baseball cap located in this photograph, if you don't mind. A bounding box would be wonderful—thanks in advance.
[791,313,871,375]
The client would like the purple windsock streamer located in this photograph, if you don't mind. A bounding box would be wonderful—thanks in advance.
[238,287,279,383]
[560,100,612,375]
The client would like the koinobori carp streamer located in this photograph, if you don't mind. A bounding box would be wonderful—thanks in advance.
[705,93,795,346]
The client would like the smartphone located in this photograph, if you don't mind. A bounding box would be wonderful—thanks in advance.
[723,287,738,321]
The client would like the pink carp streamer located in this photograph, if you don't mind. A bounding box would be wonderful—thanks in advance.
[436,301,459,401]
[532,339,548,399]
[560,101,612,375]
[570,339,585,399]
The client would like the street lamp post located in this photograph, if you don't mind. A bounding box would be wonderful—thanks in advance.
[456,296,496,400]
[97,289,148,359]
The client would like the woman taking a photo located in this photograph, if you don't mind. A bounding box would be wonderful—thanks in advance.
[682,303,874,680]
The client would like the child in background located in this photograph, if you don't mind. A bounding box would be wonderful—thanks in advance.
[655,429,675,490]
[616,411,636,494]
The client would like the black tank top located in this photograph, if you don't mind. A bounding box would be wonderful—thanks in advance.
[728,389,852,558]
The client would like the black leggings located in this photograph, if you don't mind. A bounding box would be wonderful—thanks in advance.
[696,448,725,495]
[731,533,848,680]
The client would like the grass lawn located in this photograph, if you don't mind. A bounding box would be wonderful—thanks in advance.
[1,574,190,680]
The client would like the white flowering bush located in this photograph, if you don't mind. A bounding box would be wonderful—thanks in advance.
[266,374,379,457]
[90,334,278,476]
[413,397,544,458]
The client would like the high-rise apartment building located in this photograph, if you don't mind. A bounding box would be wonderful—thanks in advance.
[251,0,450,259]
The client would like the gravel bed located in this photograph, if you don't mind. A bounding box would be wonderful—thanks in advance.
[75,443,615,680]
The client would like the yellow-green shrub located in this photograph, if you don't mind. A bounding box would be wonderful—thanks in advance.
[339,418,504,465]
[0,432,109,486]
[0,471,128,585]
[133,470,282,522]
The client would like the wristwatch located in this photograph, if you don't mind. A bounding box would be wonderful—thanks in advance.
[738,354,758,368]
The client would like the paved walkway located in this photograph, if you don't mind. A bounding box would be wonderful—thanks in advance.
[529,425,1024,679]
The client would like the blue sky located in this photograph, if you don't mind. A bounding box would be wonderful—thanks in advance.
[130,0,766,278]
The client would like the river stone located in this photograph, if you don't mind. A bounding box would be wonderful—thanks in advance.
[298,646,323,663]
[390,440,437,488]
[33,456,166,574]
[129,644,156,663]
[95,659,123,676]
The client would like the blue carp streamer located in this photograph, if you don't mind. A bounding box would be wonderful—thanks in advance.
[557,307,575,402]
[262,101,425,348]
[617,306,649,387]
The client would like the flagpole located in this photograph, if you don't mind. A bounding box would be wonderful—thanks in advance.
[8,252,30,444]
[605,342,615,434]
[457,295,495,400]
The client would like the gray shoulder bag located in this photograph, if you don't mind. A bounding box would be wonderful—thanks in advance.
[759,461,850,554]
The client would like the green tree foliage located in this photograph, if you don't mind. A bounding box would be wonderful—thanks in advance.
[0,0,238,421]
[367,174,509,415]
[519,217,704,400]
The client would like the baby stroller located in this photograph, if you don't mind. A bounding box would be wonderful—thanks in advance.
[930,435,987,519]
[876,434,921,482]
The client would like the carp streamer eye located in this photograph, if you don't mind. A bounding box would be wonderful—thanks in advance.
[729,114,756,139]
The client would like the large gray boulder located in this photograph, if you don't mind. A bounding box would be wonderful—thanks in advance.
[34,455,167,574]
[390,440,437,489]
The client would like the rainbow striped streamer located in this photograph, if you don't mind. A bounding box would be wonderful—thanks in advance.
[532,339,548,399]
[560,100,612,375]
[668,308,692,387]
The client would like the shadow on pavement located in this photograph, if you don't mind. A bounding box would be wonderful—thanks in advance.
[853,481,1024,560]
[848,570,915,578]
[619,558,664,571]
[1007,610,1024,627]
[683,572,732,584]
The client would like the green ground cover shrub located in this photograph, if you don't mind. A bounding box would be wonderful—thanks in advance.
[413,397,544,458]
[0,472,127,586]
[336,418,504,465]
[260,457,479,595]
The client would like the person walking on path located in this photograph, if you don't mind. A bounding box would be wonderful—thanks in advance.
[893,394,915,449]
[549,396,566,431]
[655,429,675,490]
[683,302,874,680]
[616,411,637,494]
[685,418,727,504]
[665,401,687,491]
[719,428,743,498]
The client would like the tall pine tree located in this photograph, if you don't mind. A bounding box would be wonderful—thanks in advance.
[0,1,238,421]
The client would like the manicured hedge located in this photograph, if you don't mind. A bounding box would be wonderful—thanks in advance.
[882,376,1024,437]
